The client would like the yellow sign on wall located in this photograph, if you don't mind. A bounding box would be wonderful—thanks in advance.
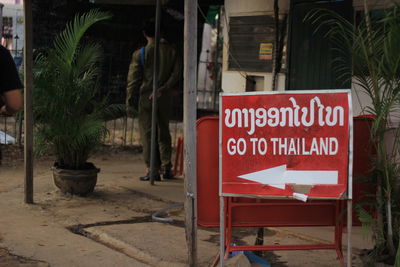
[259,43,273,60]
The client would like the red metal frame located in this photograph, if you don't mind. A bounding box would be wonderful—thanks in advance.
[195,116,374,266]
[172,136,184,176]
[222,197,345,266]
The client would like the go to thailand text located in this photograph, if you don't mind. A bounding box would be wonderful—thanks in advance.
[226,137,339,156]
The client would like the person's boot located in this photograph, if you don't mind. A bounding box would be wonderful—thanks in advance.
[139,173,161,181]
[162,168,174,180]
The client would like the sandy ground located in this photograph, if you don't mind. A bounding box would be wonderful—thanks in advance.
[0,147,375,266]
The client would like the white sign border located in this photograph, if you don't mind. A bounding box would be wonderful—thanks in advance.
[219,89,353,200]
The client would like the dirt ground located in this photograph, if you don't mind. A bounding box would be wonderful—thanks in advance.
[0,147,373,266]
[0,247,49,267]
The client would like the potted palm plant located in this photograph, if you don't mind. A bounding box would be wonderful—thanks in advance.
[307,4,400,265]
[34,10,113,195]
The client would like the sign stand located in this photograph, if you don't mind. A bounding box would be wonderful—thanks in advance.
[219,196,225,266]
[219,198,348,266]
[347,199,352,267]
[219,90,353,266]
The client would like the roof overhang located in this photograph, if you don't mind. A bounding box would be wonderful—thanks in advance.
[89,0,224,6]
[90,0,157,5]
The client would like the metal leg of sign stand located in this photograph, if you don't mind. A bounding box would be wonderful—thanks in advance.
[226,198,233,257]
[222,198,346,266]
[219,196,225,266]
[335,200,344,265]
[347,199,352,267]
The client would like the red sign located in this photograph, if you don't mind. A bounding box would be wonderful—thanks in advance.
[220,91,352,199]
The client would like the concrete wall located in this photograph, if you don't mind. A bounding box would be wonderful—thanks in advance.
[351,82,373,117]
[221,0,289,93]
[221,0,381,117]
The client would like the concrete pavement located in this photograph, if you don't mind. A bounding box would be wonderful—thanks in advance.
[0,150,373,266]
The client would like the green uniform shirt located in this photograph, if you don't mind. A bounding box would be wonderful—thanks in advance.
[126,40,181,107]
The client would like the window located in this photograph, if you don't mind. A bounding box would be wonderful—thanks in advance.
[228,15,277,73]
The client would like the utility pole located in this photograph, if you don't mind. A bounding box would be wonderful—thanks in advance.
[184,0,197,266]
[24,0,34,204]
[0,3,4,40]
[149,0,162,185]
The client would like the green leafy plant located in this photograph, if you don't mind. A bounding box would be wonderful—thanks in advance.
[33,9,116,170]
[307,4,400,264]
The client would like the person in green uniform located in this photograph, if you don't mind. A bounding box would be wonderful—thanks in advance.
[126,19,181,181]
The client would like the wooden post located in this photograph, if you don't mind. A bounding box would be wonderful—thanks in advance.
[149,0,161,185]
[219,197,225,266]
[212,7,221,111]
[0,4,4,39]
[122,117,127,146]
[184,0,197,265]
[24,0,34,204]
[347,199,352,267]
[130,118,134,145]
[271,0,279,91]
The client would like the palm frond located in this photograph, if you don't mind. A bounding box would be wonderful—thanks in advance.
[308,4,400,260]
[356,205,375,242]
[33,9,112,169]
[53,9,112,67]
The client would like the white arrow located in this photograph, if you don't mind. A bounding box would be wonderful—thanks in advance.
[238,165,338,190]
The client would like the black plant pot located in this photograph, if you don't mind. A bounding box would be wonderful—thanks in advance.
[52,162,100,196]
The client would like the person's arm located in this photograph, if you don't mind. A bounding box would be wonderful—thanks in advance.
[0,89,22,115]
[158,50,182,93]
[0,46,23,115]
[126,50,142,114]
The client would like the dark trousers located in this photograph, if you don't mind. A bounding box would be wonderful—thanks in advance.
[138,93,172,170]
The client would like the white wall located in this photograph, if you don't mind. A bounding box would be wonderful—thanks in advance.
[221,0,380,118]
[351,82,372,117]
[225,0,289,17]
[351,80,400,123]
[221,0,289,93]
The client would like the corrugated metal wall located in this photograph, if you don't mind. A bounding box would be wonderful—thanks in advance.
[287,0,352,90]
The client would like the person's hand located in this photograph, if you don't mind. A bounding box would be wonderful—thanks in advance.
[0,105,5,115]
[0,105,11,116]
[1,89,22,115]
[149,91,162,99]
